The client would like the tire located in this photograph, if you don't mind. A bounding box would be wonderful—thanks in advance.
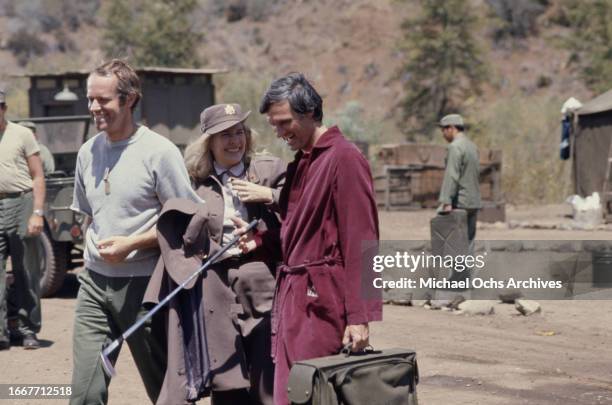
[39,232,69,298]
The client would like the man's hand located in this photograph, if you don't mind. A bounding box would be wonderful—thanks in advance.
[342,323,370,351]
[27,214,44,236]
[230,179,274,203]
[97,236,135,263]
[442,204,452,212]
[231,216,258,254]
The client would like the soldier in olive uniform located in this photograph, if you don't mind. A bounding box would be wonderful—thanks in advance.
[0,90,46,351]
[20,121,55,175]
[438,114,481,248]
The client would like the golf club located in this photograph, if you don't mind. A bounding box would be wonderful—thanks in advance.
[100,218,259,377]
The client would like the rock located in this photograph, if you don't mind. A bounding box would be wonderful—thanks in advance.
[515,299,541,316]
[457,300,495,315]
[429,299,450,310]
[410,300,429,307]
[492,221,507,230]
[391,299,412,306]
[498,291,522,304]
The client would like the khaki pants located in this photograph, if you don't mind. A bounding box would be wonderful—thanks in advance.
[70,269,166,405]
[0,192,41,341]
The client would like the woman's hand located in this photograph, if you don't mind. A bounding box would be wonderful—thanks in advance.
[230,179,274,203]
[231,216,259,254]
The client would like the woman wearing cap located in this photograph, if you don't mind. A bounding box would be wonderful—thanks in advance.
[180,103,284,404]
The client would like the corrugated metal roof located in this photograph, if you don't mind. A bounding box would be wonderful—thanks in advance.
[13,66,228,78]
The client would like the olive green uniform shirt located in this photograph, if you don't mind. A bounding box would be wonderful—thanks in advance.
[438,133,481,209]
[0,121,40,193]
[38,143,55,175]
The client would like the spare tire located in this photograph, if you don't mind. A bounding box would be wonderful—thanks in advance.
[39,231,69,298]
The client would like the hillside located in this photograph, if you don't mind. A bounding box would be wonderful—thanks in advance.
[0,0,600,202]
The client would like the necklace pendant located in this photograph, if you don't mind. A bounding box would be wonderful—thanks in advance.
[103,167,110,195]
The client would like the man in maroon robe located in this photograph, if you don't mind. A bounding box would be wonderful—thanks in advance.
[238,73,382,404]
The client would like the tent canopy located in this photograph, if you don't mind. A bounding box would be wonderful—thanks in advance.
[577,89,612,116]
[573,88,612,198]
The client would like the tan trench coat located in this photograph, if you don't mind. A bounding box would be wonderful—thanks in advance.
[144,155,285,404]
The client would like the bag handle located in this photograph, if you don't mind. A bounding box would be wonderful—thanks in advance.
[340,344,375,357]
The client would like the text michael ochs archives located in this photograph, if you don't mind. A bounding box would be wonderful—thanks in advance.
[370,251,564,290]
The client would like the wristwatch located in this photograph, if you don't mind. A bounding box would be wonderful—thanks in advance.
[33,209,44,217]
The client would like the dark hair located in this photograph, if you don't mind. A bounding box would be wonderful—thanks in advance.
[0,103,5,110]
[90,59,142,112]
[259,72,323,122]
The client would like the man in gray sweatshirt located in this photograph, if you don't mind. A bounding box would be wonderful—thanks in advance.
[69,59,200,404]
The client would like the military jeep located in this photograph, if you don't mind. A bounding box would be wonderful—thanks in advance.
[15,116,91,297]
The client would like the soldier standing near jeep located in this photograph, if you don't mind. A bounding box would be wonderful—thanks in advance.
[0,88,46,350]
[19,121,55,175]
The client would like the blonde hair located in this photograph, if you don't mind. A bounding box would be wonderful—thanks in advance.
[184,123,254,183]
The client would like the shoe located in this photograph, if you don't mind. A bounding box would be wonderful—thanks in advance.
[0,338,9,351]
[9,329,23,344]
[22,334,40,350]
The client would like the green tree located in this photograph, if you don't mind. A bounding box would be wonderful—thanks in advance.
[102,0,202,67]
[398,0,488,137]
[560,0,612,94]
[324,101,379,144]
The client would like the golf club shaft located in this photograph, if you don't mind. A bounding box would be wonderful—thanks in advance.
[102,218,259,359]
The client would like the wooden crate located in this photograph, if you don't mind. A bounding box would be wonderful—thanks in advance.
[375,143,504,220]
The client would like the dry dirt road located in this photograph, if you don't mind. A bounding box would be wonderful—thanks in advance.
[1,205,611,405]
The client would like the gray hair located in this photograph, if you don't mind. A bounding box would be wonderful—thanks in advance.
[259,72,323,122]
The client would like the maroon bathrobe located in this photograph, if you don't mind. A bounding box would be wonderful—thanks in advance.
[263,126,382,404]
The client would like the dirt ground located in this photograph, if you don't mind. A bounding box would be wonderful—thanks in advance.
[1,204,611,405]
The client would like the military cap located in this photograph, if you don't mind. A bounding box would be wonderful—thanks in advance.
[439,114,464,128]
[200,103,250,138]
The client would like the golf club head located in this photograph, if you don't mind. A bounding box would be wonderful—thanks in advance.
[100,339,121,377]
[100,351,116,377]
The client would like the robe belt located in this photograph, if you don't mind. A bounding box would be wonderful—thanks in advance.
[271,255,342,360]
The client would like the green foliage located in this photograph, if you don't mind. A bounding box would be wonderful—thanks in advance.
[466,94,572,204]
[557,0,612,93]
[486,0,548,42]
[398,0,488,138]
[202,0,276,22]
[214,72,293,161]
[4,0,99,65]
[324,101,380,144]
[102,0,202,68]
[7,28,47,66]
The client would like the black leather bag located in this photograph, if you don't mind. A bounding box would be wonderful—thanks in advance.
[287,347,418,405]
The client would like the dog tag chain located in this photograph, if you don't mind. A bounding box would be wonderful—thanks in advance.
[104,167,110,195]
